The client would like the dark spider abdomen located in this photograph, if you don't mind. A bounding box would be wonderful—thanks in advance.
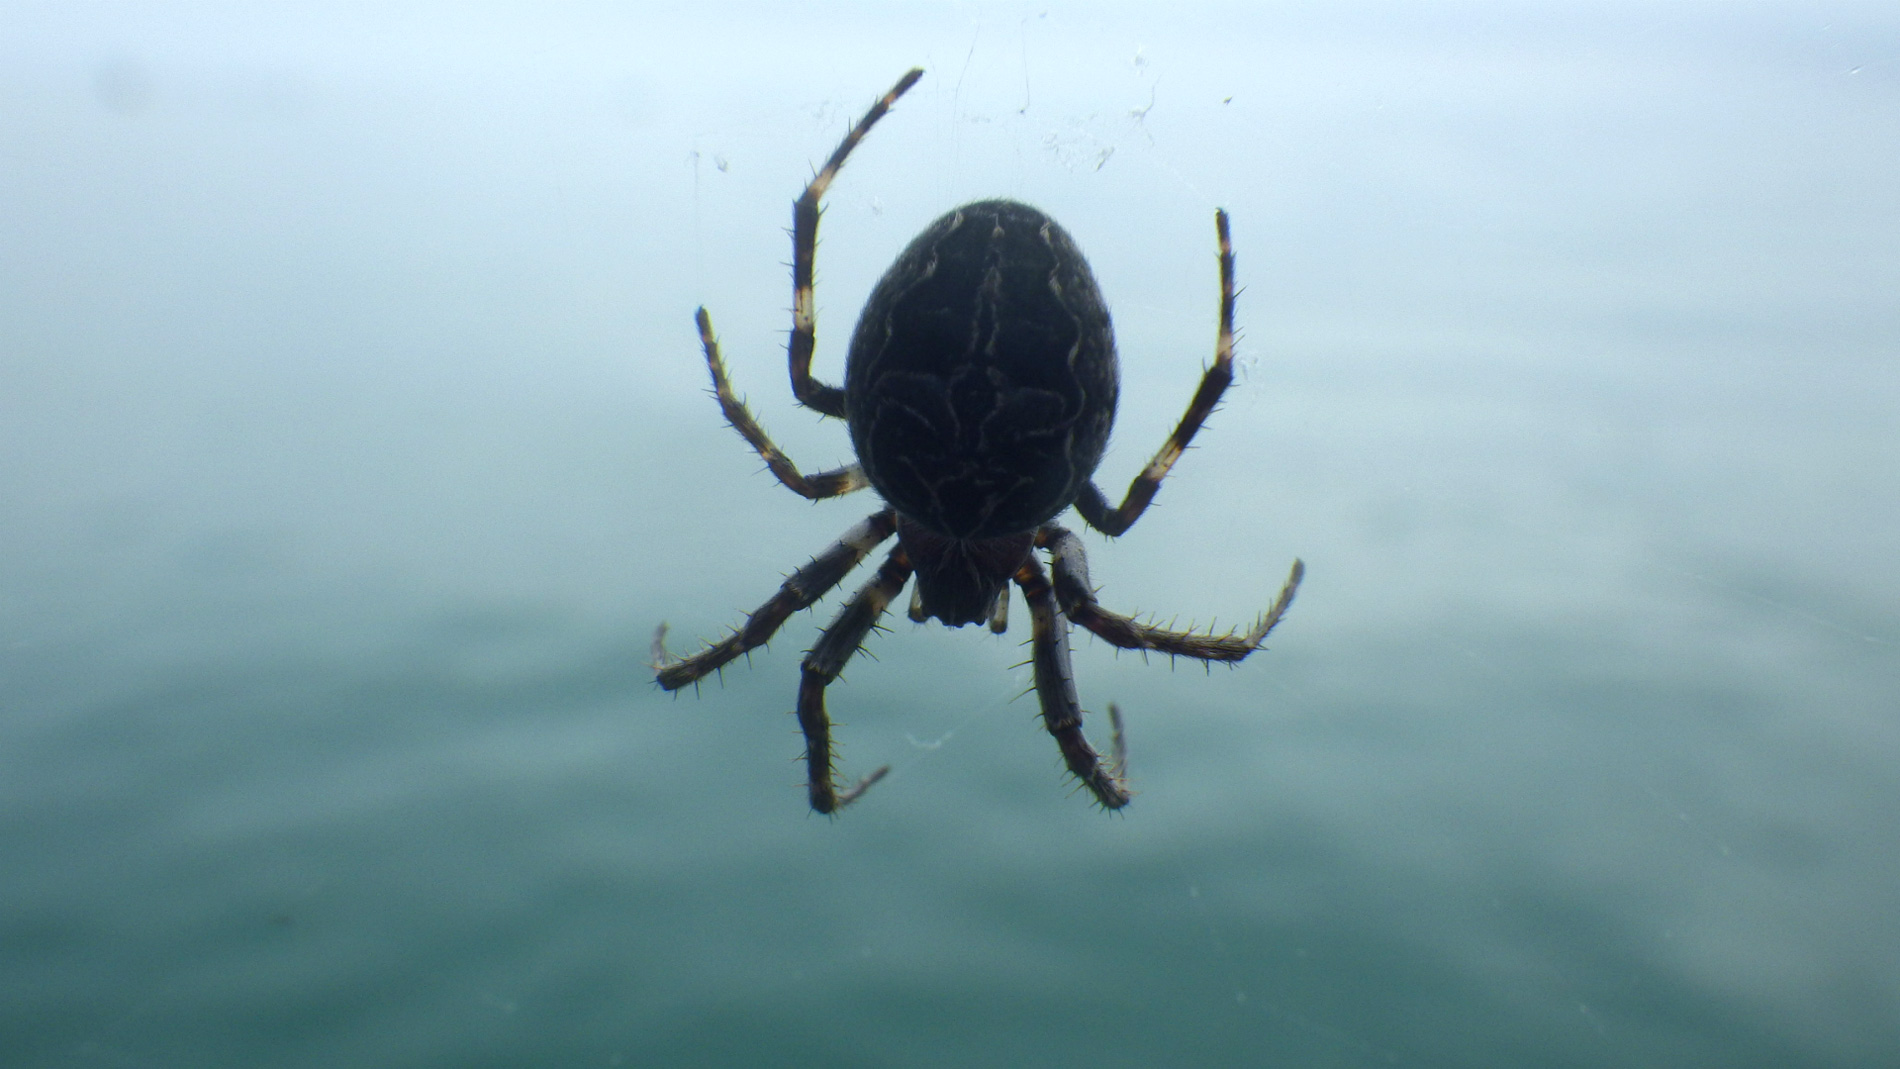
[845,199,1118,542]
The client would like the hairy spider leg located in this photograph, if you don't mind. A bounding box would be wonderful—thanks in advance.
[1106,702,1128,778]
[1038,524,1305,660]
[654,510,897,690]
[692,307,869,499]
[1075,208,1244,537]
[797,547,913,812]
[1013,556,1132,809]
[787,68,925,418]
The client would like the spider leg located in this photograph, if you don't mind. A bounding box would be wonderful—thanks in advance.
[1039,523,1303,661]
[1014,556,1132,809]
[788,68,925,418]
[797,547,914,813]
[654,510,897,690]
[1076,209,1244,537]
[694,308,869,499]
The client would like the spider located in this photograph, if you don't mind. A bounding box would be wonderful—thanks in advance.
[654,68,1303,814]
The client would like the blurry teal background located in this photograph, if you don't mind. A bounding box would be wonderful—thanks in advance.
[4,3,1897,1066]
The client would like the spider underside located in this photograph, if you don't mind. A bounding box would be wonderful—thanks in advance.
[653,69,1303,814]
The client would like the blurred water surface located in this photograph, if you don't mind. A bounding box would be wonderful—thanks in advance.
[3,3,1897,1066]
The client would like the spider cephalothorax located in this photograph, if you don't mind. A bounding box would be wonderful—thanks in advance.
[654,69,1303,814]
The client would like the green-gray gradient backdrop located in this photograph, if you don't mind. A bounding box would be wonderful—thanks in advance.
[4,3,1896,1066]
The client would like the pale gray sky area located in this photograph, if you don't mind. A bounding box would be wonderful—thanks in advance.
[4,4,1898,1066]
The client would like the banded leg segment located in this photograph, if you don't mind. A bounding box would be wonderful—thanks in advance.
[797,547,914,813]
[1014,556,1131,809]
[1077,209,1244,537]
[1039,524,1303,661]
[788,68,925,418]
[654,510,897,690]
[695,308,869,499]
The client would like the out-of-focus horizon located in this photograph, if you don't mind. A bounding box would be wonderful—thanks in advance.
[3,4,1897,1067]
